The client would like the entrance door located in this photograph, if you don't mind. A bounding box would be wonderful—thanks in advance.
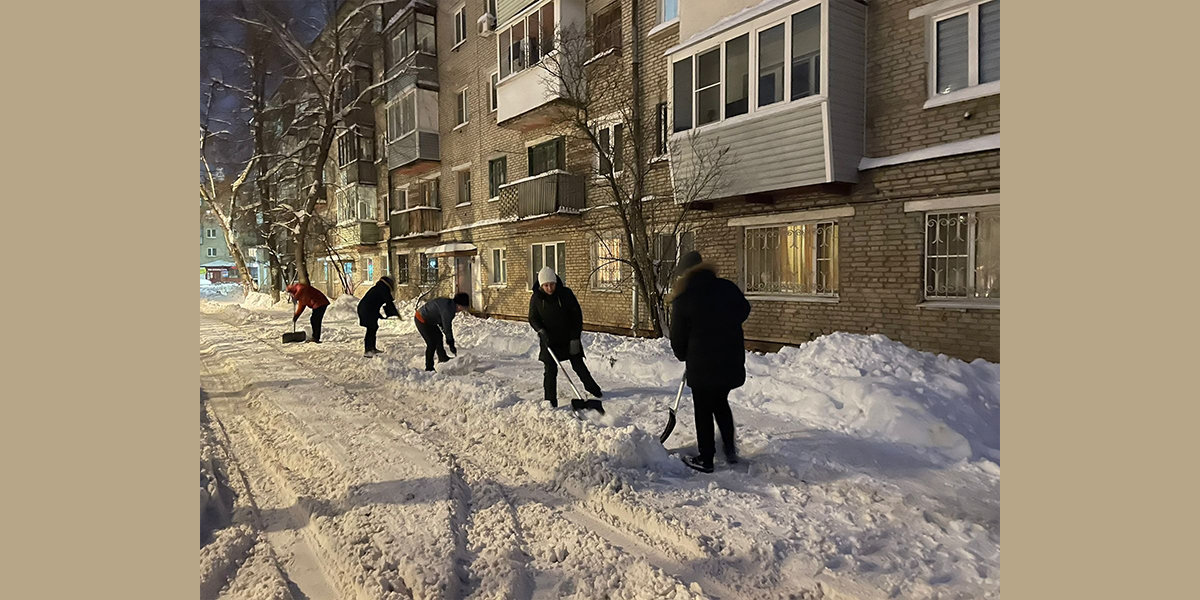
[454,256,473,301]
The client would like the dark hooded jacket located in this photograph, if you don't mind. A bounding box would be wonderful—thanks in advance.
[528,276,584,361]
[669,263,752,390]
[357,279,400,326]
[417,297,460,346]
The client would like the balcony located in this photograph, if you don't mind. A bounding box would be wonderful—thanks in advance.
[496,170,585,220]
[389,207,442,239]
[387,130,440,173]
[494,0,586,129]
[333,220,380,247]
[340,159,376,185]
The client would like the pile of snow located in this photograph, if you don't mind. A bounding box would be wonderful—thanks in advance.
[326,293,361,321]
[199,282,243,301]
[240,291,278,310]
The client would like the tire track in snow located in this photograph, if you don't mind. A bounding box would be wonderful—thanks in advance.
[204,312,731,599]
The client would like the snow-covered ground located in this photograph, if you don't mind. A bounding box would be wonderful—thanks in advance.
[200,287,999,600]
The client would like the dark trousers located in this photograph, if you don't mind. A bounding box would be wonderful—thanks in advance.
[310,305,326,342]
[691,386,736,461]
[415,318,449,369]
[363,321,378,352]
[541,354,600,404]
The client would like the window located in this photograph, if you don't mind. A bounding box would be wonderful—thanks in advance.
[360,128,375,162]
[207,248,217,257]
[930,0,999,97]
[337,131,359,166]
[596,122,624,175]
[725,34,749,118]
[393,188,407,212]
[790,6,821,100]
[338,188,376,222]
[391,21,412,63]
[454,5,467,47]
[531,242,566,287]
[416,13,436,55]
[695,47,721,126]
[924,208,999,300]
[593,3,622,55]
[671,3,825,130]
[457,168,471,204]
[490,248,507,285]
[660,0,678,24]
[206,228,217,238]
[387,92,416,141]
[420,253,439,284]
[744,221,839,296]
[528,137,564,176]
[654,102,668,155]
[591,233,622,289]
[757,24,785,107]
[456,88,469,126]
[672,58,692,132]
[489,72,499,111]
[367,258,374,282]
[420,177,440,208]
[395,254,410,284]
[499,2,555,79]
[488,156,507,198]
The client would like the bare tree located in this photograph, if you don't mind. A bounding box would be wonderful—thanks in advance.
[537,15,731,336]
[238,0,417,287]
[200,80,260,293]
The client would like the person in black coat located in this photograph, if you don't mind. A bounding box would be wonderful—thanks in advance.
[529,266,604,412]
[357,276,400,356]
[669,251,752,473]
[414,292,470,372]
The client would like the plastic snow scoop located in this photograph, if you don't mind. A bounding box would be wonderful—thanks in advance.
[659,371,688,444]
[282,320,306,344]
[543,344,586,419]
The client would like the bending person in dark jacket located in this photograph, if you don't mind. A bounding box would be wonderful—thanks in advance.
[529,267,603,412]
[415,292,470,372]
[669,251,752,473]
[357,276,400,357]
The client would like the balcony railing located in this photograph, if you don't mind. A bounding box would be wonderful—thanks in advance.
[389,207,442,238]
[497,170,585,219]
[333,220,380,247]
[387,130,440,171]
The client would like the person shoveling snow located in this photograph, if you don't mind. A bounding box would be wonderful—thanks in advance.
[356,276,400,356]
[669,251,752,473]
[286,282,330,343]
[529,267,604,413]
[414,293,470,372]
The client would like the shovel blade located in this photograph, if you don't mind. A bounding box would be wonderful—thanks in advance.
[659,409,677,444]
[282,332,307,343]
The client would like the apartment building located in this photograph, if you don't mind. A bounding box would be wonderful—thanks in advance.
[299,0,1000,362]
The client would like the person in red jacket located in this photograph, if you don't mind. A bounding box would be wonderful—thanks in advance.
[286,283,331,343]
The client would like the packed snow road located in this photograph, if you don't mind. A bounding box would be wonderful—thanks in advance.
[199,290,1000,600]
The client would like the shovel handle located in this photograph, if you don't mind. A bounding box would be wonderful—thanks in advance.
[671,371,687,411]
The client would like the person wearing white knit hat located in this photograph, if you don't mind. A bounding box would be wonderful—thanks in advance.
[528,266,604,412]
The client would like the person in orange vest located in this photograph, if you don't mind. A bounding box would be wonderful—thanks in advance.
[286,282,331,343]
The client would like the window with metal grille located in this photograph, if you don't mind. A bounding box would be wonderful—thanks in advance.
[395,254,410,284]
[924,208,999,300]
[420,253,439,284]
[744,221,838,295]
[591,233,622,289]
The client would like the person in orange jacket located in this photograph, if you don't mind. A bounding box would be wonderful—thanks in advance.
[286,282,331,343]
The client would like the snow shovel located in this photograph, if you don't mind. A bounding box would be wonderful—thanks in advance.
[282,320,306,344]
[544,344,587,419]
[659,371,688,444]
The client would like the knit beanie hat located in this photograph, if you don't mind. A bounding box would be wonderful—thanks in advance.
[537,266,557,286]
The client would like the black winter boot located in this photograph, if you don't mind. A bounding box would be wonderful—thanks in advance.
[684,455,714,473]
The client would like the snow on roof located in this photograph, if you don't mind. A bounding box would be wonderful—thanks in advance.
[201,260,236,268]
[423,242,478,255]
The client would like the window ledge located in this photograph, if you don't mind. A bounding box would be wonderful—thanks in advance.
[923,81,1000,109]
[584,48,619,67]
[455,202,472,208]
[488,283,508,289]
[917,301,1000,311]
[487,196,500,202]
[452,122,469,131]
[451,40,466,52]
[648,18,680,40]
[746,294,839,303]
[589,286,624,294]
[649,154,669,164]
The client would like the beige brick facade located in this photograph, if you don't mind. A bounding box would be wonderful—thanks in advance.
[299,0,1001,362]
